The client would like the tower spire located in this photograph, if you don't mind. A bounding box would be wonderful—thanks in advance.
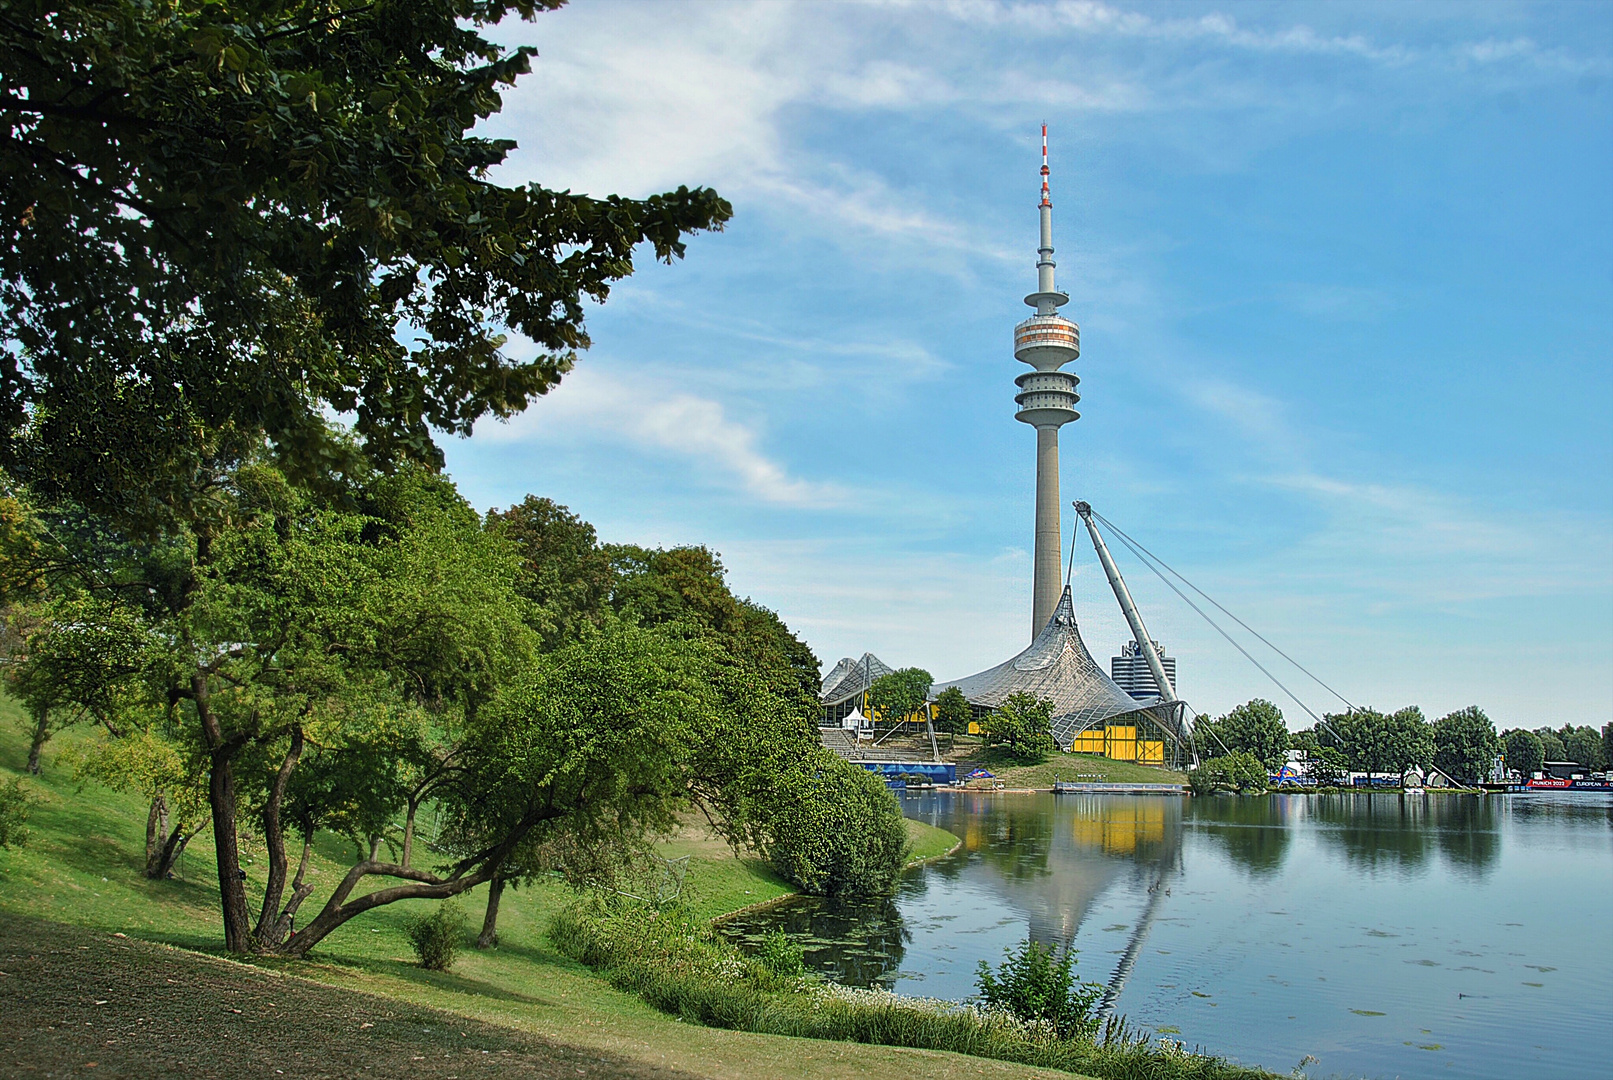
[1014,125,1082,639]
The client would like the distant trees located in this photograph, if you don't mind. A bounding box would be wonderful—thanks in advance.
[981,694,1057,762]
[1195,699,1288,772]
[1563,727,1606,771]
[868,668,934,726]
[1311,705,1433,778]
[1188,752,1267,796]
[1432,707,1499,786]
[1502,729,1545,779]
[1500,724,1606,775]
[934,686,973,734]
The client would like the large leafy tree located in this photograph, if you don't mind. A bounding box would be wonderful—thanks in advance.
[1,0,730,528]
[981,693,1056,762]
[1501,728,1545,779]
[868,667,933,726]
[487,496,614,651]
[1432,707,1499,786]
[1198,699,1289,772]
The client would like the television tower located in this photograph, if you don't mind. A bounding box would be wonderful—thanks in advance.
[1014,124,1081,638]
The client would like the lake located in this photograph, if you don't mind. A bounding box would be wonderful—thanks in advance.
[717,790,1612,1079]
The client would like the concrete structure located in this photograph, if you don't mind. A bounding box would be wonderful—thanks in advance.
[1111,640,1177,701]
[1015,125,1081,638]
[1076,502,1175,706]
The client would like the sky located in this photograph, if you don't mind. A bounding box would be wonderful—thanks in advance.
[438,0,1613,730]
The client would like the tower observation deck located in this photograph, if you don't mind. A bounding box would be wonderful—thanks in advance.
[1016,125,1081,637]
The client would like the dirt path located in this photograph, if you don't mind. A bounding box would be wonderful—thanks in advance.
[0,915,701,1080]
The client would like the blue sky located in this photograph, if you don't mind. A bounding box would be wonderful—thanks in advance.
[441,0,1612,729]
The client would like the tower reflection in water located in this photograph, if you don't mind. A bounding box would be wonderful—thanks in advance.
[716,791,1506,994]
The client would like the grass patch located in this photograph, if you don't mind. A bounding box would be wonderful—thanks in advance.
[965,753,1186,790]
[548,900,1279,1080]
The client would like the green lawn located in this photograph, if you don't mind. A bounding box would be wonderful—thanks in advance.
[2,702,1081,1080]
[963,750,1186,789]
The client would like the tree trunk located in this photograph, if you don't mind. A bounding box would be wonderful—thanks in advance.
[143,795,171,879]
[151,817,208,880]
[258,835,315,946]
[255,726,304,940]
[476,874,505,949]
[26,708,48,775]
[402,800,417,869]
[194,675,252,953]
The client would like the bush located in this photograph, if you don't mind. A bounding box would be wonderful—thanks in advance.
[405,901,468,971]
[756,750,909,898]
[975,938,1102,1041]
[0,777,31,849]
[754,930,807,979]
[1188,753,1267,796]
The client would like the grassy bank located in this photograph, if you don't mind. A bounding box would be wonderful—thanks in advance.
[548,902,1278,1080]
[963,752,1187,790]
[3,705,1106,1080]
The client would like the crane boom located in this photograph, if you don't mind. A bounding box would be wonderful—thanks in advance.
[1074,501,1175,703]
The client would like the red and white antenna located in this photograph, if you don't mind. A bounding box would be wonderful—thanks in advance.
[1040,122,1051,207]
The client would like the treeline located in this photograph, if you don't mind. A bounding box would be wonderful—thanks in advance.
[0,457,908,955]
[1192,699,1608,790]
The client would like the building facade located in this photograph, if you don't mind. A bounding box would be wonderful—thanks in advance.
[1110,640,1177,701]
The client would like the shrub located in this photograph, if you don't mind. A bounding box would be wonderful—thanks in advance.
[754,930,806,979]
[405,901,467,971]
[1188,752,1267,796]
[975,938,1102,1041]
[0,777,31,849]
[756,749,909,898]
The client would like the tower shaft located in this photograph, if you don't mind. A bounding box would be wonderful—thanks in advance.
[1033,426,1064,633]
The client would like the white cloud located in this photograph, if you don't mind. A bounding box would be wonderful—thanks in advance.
[478,365,849,509]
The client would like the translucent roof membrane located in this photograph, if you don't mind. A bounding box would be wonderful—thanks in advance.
[933,586,1190,750]
[819,652,896,706]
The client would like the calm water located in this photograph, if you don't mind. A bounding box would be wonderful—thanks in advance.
[719,791,1612,1079]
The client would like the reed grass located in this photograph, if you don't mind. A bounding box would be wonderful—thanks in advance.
[548,899,1281,1080]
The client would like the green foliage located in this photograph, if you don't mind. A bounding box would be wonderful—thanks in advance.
[1313,705,1433,777]
[0,776,31,848]
[1502,729,1545,778]
[975,939,1102,1041]
[1196,699,1288,772]
[980,693,1057,763]
[405,901,468,971]
[1189,752,1268,796]
[934,686,972,734]
[753,750,909,898]
[548,899,1277,1080]
[1604,724,1613,772]
[1306,747,1348,787]
[487,496,614,651]
[754,930,807,979]
[1535,728,1567,762]
[868,667,933,725]
[1564,726,1606,770]
[1432,707,1499,786]
[2,0,730,528]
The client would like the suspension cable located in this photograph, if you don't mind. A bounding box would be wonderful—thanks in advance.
[1091,510,1358,714]
[1087,512,1333,731]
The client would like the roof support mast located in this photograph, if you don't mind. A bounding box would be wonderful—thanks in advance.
[1074,501,1175,704]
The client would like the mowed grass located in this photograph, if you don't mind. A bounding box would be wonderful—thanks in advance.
[969,753,1187,790]
[0,702,1086,1080]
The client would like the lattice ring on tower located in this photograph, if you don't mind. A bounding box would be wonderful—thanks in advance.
[1014,368,1080,427]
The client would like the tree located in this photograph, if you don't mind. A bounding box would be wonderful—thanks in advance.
[868,668,933,726]
[66,726,210,879]
[1198,699,1288,772]
[1433,707,1498,787]
[934,686,972,734]
[1535,727,1567,762]
[1565,726,1605,771]
[487,497,614,651]
[1502,729,1545,779]
[1307,746,1348,787]
[1605,724,1613,772]
[2,0,731,527]
[980,693,1057,762]
[1385,706,1434,778]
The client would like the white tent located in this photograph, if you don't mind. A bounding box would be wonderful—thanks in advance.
[842,707,868,732]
